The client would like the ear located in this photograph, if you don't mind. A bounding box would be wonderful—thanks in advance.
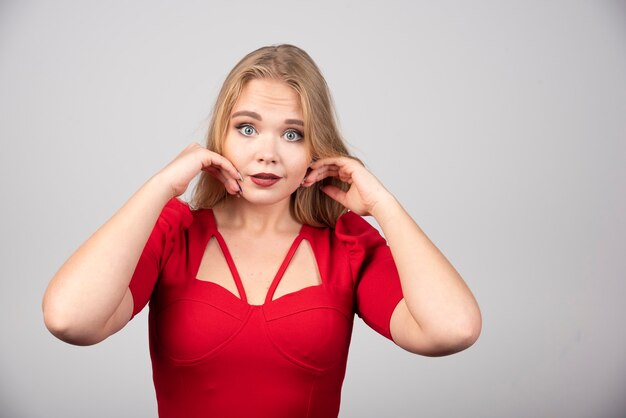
[300,167,310,185]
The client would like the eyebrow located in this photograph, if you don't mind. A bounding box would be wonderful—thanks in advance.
[231,110,261,120]
[231,110,304,127]
[285,118,304,127]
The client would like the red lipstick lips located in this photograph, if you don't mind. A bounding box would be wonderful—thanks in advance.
[250,172,281,187]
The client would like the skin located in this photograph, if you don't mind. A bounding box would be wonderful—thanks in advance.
[302,159,482,355]
[215,78,311,232]
[42,78,481,356]
[201,79,320,304]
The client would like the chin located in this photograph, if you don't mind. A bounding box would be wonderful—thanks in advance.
[239,189,295,207]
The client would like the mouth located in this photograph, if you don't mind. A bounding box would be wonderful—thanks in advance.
[249,172,281,187]
[251,173,281,180]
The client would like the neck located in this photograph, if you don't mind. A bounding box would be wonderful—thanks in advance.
[213,195,300,235]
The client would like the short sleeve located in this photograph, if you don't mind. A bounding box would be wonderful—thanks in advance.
[335,211,404,341]
[128,197,193,319]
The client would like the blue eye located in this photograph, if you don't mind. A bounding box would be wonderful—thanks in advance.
[284,129,303,142]
[237,124,257,137]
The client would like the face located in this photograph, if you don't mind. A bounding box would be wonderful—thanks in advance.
[223,78,311,207]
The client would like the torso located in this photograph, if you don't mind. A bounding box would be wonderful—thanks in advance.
[196,207,322,305]
[139,198,401,417]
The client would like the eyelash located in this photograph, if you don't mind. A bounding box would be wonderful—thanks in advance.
[283,129,304,142]
[235,124,304,142]
[236,124,257,137]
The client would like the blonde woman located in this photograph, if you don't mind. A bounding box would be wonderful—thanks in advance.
[43,44,481,418]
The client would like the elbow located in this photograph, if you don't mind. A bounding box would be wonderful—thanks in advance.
[392,299,482,356]
[455,313,482,351]
[446,310,482,355]
[443,296,483,354]
[426,309,482,357]
[42,297,104,346]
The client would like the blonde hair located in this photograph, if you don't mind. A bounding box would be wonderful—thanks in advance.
[191,44,355,228]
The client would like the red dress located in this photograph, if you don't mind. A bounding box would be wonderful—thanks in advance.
[129,198,404,418]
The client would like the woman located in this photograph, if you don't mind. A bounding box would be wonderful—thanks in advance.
[43,44,481,417]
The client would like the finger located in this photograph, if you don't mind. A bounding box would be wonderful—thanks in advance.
[313,166,340,180]
[201,150,244,190]
[203,166,240,194]
[310,159,362,182]
[302,166,340,186]
[212,161,242,184]
[309,156,361,171]
[199,150,242,183]
[218,166,243,194]
[309,157,344,170]
[202,165,226,182]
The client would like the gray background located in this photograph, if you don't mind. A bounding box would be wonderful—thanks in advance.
[1,1,625,417]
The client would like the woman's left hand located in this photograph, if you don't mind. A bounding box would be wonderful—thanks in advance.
[301,157,394,216]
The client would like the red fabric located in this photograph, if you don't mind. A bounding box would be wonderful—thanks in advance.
[129,198,404,418]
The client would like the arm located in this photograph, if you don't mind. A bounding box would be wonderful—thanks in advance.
[42,143,242,346]
[372,194,481,356]
[303,157,481,356]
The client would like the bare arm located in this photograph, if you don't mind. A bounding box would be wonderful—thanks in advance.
[42,144,242,345]
[303,157,481,356]
[372,195,481,356]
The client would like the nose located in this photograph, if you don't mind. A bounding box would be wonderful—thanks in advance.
[255,134,279,164]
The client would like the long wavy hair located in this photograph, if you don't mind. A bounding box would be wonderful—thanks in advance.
[191,44,355,228]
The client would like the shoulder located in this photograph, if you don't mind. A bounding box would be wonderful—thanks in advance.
[154,197,194,234]
[333,211,387,248]
[329,211,389,270]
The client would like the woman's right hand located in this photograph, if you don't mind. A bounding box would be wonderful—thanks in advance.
[156,143,242,198]
[42,143,242,345]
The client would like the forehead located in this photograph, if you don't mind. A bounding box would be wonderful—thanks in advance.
[232,79,302,117]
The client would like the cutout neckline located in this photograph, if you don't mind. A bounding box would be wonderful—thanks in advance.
[196,209,317,307]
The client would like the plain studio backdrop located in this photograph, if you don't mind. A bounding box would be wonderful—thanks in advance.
[1,1,625,417]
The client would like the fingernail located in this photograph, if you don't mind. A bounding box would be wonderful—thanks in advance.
[238,171,244,182]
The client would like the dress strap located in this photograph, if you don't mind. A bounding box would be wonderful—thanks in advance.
[264,235,305,304]
[212,231,249,304]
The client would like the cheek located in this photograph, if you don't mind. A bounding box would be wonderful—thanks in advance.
[278,142,310,176]
[288,154,311,178]
[222,135,243,163]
